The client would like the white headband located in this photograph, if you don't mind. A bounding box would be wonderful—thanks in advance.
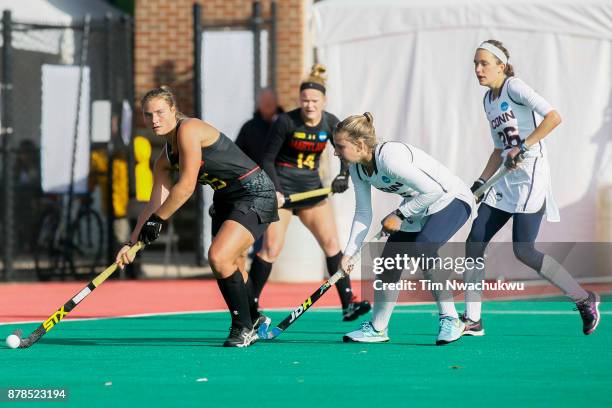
[478,42,509,65]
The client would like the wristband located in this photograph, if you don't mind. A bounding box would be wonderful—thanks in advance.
[394,209,406,220]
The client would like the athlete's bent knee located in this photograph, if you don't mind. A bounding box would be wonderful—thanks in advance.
[513,242,544,270]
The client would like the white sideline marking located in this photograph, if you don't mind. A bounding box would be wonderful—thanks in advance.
[2,300,610,326]
[390,310,612,315]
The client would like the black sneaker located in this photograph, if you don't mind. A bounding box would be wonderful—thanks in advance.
[460,312,485,336]
[342,298,371,321]
[575,291,600,335]
[223,325,257,347]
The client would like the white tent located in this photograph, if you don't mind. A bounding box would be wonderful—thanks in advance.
[313,0,612,245]
[0,0,124,56]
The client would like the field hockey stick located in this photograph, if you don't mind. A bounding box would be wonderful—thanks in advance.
[473,166,510,198]
[7,242,145,349]
[258,231,383,340]
[283,187,331,206]
[473,150,527,199]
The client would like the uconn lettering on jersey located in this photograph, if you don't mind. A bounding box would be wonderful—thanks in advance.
[379,181,413,198]
[490,109,522,149]
[490,110,515,129]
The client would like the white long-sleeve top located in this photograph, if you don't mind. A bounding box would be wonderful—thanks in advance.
[344,142,476,257]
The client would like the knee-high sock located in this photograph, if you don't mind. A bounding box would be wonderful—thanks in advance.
[326,252,353,309]
[371,261,404,332]
[463,264,485,321]
[539,255,588,302]
[217,270,253,329]
[245,278,259,321]
[423,269,458,318]
[249,255,273,309]
[371,282,400,332]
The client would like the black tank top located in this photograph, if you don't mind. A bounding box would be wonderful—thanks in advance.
[166,124,261,200]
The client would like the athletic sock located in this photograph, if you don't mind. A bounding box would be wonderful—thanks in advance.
[245,278,260,321]
[326,251,353,309]
[539,255,589,302]
[371,281,400,332]
[217,270,253,329]
[423,269,458,319]
[249,255,273,308]
[463,264,485,321]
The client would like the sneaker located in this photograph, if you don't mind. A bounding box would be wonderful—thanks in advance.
[460,312,485,336]
[223,325,258,347]
[343,321,389,343]
[436,316,465,346]
[342,298,372,321]
[575,291,601,335]
[253,313,271,333]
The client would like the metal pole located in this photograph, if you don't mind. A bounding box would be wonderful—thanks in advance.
[123,15,135,202]
[193,2,205,265]
[105,13,115,266]
[252,1,262,104]
[270,0,277,92]
[1,10,14,280]
[64,14,91,279]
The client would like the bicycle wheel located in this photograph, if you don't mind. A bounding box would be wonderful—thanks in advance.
[33,210,61,281]
[70,207,104,275]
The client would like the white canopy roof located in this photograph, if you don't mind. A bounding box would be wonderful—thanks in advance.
[314,0,612,47]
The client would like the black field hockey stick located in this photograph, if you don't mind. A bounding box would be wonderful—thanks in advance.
[258,232,383,340]
[8,242,145,349]
[283,187,331,206]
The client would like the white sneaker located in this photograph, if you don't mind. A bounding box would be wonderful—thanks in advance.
[436,316,465,346]
[343,321,389,343]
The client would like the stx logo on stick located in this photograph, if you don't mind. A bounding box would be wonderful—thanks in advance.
[43,307,68,331]
[288,298,313,324]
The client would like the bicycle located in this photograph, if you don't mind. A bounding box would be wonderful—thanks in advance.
[33,193,104,281]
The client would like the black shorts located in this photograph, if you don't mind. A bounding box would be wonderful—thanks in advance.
[211,204,270,241]
[276,165,326,211]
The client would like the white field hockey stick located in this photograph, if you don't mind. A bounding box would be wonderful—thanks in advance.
[258,231,383,340]
[473,166,510,198]
[473,150,526,199]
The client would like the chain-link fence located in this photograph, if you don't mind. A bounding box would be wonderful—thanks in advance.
[0,11,133,281]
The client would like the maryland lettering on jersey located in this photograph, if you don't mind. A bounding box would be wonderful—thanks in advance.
[289,131,328,152]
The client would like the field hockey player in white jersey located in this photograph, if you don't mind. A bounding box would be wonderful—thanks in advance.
[462,40,600,336]
[333,112,478,345]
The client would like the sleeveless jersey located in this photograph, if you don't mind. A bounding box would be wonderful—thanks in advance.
[482,77,559,221]
[166,126,262,201]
